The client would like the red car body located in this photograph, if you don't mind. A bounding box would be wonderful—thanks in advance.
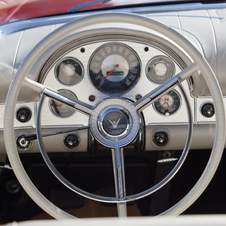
[0,0,113,25]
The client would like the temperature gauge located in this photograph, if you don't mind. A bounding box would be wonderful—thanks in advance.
[146,56,175,84]
[153,89,181,116]
[55,57,84,85]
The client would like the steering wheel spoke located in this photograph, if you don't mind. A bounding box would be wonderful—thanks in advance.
[22,77,94,116]
[22,77,47,94]
[43,88,94,116]
[134,63,199,111]
[111,147,127,217]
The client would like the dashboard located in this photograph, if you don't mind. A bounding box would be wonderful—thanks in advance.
[1,5,226,153]
[1,1,226,221]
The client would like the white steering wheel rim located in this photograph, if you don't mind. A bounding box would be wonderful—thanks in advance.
[4,13,225,219]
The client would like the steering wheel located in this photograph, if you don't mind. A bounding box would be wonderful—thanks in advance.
[4,13,225,219]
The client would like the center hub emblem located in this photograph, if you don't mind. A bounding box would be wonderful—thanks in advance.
[98,107,132,139]
[90,99,140,148]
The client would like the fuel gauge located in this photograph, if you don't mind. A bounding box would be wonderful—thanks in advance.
[55,57,84,85]
[153,89,181,116]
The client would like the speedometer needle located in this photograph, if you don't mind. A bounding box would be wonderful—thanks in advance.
[103,64,119,81]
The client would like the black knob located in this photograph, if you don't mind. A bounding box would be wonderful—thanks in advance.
[153,131,168,146]
[201,103,214,118]
[16,107,32,123]
[64,134,80,149]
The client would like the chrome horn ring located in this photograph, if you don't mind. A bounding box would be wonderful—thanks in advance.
[36,84,192,205]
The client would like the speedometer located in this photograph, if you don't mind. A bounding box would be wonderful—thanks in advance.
[89,43,141,95]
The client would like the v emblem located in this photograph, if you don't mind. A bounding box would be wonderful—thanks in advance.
[108,118,121,129]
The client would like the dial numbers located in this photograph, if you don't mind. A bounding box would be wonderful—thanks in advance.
[89,43,141,95]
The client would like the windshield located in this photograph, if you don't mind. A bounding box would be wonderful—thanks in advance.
[0,0,222,25]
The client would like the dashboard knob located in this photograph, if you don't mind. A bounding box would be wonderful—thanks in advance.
[64,134,80,149]
[201,103,215,118]
[16,135,32,151]
[153,131,168,146]
[16,107,32,123]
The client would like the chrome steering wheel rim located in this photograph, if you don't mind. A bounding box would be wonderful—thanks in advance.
[4,13,225,219]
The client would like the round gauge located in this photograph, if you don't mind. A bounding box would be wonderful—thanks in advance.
[89,43,141,95]
[146,56,175,84]
[55,58,84,85]
[153,89,181,116]
[49,89,77,118]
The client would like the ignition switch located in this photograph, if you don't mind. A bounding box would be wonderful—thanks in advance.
[16,134,32,151]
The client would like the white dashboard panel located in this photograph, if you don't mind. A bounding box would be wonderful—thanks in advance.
[1,6,226,153]
[40,40,194,127]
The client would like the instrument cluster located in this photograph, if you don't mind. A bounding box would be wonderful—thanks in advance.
[41,40,190,126]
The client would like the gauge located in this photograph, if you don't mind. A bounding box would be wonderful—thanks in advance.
[153,89,181,116]
[49,89,77,117]
[146,56,175,84]
[89,43,141,95]
[55,57,84,85]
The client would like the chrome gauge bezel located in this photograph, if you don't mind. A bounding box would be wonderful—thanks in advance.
[54,57,84,86]
[146,55,175,84]
[88,42,142,96]
[48,89,77,118]
[153,89,182,117]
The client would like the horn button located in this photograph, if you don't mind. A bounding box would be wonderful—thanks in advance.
[90,99,140,148]
[99,108,130,137]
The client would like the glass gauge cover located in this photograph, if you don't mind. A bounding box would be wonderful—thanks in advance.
[49,89,77,118]
[89,43,141,95]
[153,89,181,116]
[146,56,175,84]
[55,57,84,85]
